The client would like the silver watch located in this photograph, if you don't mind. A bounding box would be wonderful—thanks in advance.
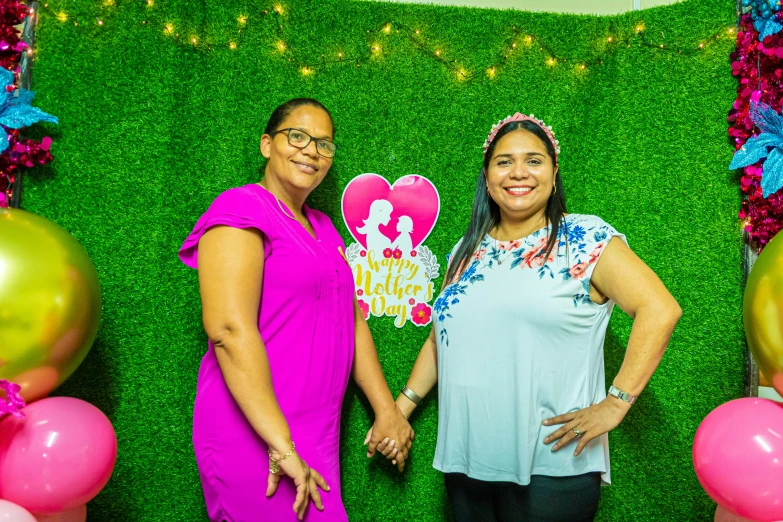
[608,385,637,405]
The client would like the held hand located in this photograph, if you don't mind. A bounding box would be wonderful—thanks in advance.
[364,406,415,471]
[266,451,330,520]
[542,397,631,457]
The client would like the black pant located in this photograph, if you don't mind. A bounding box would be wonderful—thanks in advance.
[445,472,601,522]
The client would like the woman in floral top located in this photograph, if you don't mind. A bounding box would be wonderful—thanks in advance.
[380,113,681,521]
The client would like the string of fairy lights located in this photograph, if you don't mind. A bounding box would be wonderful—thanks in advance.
[35,1,738,82]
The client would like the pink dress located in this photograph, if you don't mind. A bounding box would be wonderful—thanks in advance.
[179,184,355,521]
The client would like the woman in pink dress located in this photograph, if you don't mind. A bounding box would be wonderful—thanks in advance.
[179,99,413,521]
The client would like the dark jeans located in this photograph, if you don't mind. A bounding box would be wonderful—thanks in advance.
[445,472,602,522]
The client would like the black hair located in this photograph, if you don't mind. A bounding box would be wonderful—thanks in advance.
[263,98,335,136]
[444,120,567,284]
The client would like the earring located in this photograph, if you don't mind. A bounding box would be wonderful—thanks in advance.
[552,185,557,196]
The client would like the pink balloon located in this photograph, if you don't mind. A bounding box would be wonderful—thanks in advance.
[716,505,759,521]
[694,398,783,522]
[715,505,783,522]
[0,397,117,514]
[0,500,36,522]
[34,506,86,522]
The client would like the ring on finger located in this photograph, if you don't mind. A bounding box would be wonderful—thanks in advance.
[572,427,582,437]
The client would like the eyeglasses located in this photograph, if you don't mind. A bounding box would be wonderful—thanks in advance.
[273,128,337,158]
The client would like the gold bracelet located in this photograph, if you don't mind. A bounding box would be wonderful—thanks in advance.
[268,441,296,473]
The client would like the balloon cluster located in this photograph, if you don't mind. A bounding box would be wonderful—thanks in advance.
[0,208,112,521]
[693,232,783,522]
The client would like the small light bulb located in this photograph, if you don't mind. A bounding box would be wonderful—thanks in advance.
[338,52,343,58]
[660,44,664,48]
[165,24,173,33]
[435,50,441,56]
[636,25,643,32]
[147,0,153,5]
[512,43,517,48]
[525,36,532,43]
[729,27,735,33]
[487,67,496,77]
[699,43,704,48]
[415,30,420,34]
[229,42,237,49]
[608,36,613,42]
[192,37,197,44]
[580,64,585,69]
[277,41,286,52]
[57,11,67,22]
[274,5,283,14]
[383,24,391,33]
[97,19,103,25]
[238,16,247,25]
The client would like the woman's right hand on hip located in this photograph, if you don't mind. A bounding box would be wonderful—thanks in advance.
[266,452,330,520]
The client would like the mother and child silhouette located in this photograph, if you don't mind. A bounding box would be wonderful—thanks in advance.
[356,199,414,257]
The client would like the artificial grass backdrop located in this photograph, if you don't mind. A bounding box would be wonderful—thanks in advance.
[22,0,742,519]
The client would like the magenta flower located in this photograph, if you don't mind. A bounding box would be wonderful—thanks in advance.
[383,248,393,259]
[411,303,432,325]
[358,299,370,319]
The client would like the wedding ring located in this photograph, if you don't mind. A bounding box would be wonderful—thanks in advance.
[573,427,582,437]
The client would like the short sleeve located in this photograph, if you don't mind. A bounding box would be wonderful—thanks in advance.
[178,187,271,269]
[581,216,627,283]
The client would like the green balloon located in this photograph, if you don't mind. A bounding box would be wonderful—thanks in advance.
[0,208,101,402]
[744,230,783,397]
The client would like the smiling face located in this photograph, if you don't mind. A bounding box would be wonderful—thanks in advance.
[485,129,557,221]
[260,105,334,196]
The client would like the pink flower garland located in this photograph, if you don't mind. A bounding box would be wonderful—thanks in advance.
[0,379,25,419]
[0,0,54,207]
[729,14,783,247]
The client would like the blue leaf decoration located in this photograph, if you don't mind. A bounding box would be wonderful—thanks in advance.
[8,89,36,107]
[730,101,783,197]
[0,131,9,153]
[751,99,783,136]
[729,134,779,169]
[0,69,13,89]
[761,147,783,197]
[755,16,783,41]
[0,105,58,129]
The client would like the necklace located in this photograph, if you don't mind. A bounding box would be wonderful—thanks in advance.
[494,215,546,265]
[270,190,311,229]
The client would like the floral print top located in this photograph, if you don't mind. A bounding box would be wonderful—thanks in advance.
[432,214,626,486]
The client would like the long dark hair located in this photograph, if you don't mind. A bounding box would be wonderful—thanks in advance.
[263,98,335,135]
[445,120,567,284]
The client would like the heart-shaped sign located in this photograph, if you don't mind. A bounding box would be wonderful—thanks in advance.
[341,174,440,252]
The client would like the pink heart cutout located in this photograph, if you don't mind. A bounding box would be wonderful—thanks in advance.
[341,174,440,251]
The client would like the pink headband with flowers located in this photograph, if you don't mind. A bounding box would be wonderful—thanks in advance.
[483,112,560,161]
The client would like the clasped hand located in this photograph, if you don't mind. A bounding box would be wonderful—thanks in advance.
[363,405,415,472]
